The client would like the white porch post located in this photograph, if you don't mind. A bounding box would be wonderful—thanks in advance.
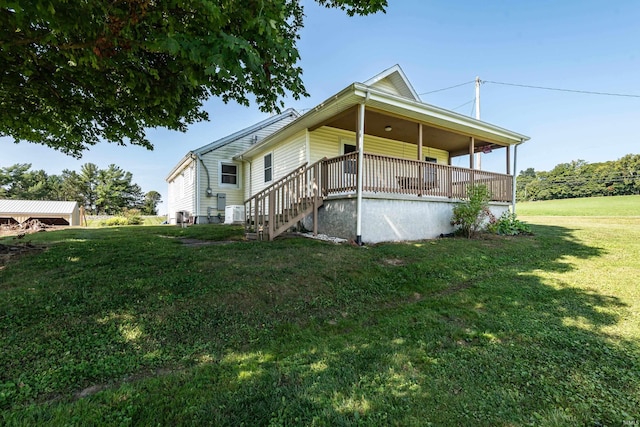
[512,143,519,212]
[355,103,365,245]
[469,137,475,169]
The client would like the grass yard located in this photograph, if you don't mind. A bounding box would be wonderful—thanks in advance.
[1,212,639,425]
[517,194,640,216]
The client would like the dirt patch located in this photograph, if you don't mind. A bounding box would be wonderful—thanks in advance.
[0,219,59,238]
[0,242,45,268]
[0,220,56,267]
[381,257,406,266]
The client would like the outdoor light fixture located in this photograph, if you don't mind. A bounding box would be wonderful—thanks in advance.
[384,125,392,132]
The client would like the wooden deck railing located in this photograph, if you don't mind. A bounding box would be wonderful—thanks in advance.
[244,158,325,240]
[244,152,512,239]
[324,152,512,202]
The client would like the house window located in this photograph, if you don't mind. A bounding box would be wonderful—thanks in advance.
[343,144,357,174]
[264,153,273,183]
[220,162,238,185]
[425,156,437,163]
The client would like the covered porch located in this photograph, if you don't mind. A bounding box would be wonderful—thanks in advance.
[323,152,513,202]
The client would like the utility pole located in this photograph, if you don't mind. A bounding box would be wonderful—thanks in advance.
[475,76,482,169]
[475,76,481,120]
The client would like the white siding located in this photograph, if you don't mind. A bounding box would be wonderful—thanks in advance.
[370,77,403,96]
[167,159,196,224]
[167,112,297,223]
[246,130,307,198]
[197,115,297,219]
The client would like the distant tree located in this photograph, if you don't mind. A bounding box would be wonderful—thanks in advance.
[95,165,143,215]
[516,167,537,201]
[61,163,100,213]
[1,0,387,157]
[615,154,640,195]
[0,163,51,199]
[516,154,639,201]
[141,191,162,215]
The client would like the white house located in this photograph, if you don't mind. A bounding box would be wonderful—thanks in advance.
[237,65,530,243]
[168,65,530,243]
[165,109,299,224]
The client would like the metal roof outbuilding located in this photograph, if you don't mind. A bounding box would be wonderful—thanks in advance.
[0,199,80,226]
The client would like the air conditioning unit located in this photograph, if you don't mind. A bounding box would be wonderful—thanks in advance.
[224,205,245,224]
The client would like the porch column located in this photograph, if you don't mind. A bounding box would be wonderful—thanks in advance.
[417,123,423,161]
[506,145,511,175]
[469,137,475,169]
[355,103,365,245]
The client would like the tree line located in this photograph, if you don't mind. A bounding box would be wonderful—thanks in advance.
[0,163,161,215]
[516,154,640,201]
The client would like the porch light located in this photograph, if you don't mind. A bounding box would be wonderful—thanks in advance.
[384,125,392,132]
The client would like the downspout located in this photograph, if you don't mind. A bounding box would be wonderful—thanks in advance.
[194,153,213,223]
[193,154,200,224]
[238,154,252,205]
[512,140,524,213]
[355,101,366,245]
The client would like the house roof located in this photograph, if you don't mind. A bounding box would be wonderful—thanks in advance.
[0,199,78,215]
[193,108,299,156]
[166,108,299,181]
[237,66,529,159]
[363,64,421,101]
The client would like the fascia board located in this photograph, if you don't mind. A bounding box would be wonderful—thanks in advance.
[165,153,195,182]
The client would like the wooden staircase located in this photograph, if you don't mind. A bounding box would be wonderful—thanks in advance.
[244,159,326,241]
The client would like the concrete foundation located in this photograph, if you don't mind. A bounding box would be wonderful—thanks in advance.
[303,193,510,244]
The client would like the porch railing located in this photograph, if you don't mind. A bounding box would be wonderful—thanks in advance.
[244,158,325,240]
[324,152,512,202]
[244,152,512,239]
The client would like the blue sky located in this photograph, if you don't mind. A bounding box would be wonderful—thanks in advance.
[2,0,639,214]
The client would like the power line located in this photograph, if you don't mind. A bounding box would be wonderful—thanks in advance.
[419,81,474,96]
[483,80,640,98]
[450,99,475,111]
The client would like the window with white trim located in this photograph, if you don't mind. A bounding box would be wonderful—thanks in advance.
[264,153,273,183]
[220,162,238,186]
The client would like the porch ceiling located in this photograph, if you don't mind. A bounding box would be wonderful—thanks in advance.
[312,106,499,156]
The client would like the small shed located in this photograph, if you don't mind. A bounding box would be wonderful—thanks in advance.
[0,200,80,226]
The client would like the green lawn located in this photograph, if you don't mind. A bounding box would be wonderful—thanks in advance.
[517,194,640,216]
[1,217,639,425]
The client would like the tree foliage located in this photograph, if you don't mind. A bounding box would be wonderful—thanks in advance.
[142,190,162,215]
[517,154,640,201]
[0,162,150,215]
[1,0,387,157]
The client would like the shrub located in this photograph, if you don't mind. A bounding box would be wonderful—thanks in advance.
[487,211,532,236]
[101,216,130,226]
[451,184,492,238]
[99,209,144,227]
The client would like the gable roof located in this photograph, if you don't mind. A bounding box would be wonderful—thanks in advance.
[193,108,299,156]
[0,199,78,214]
[238,67,529,159]
[363,64,420,101]
[166,108,300,181]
